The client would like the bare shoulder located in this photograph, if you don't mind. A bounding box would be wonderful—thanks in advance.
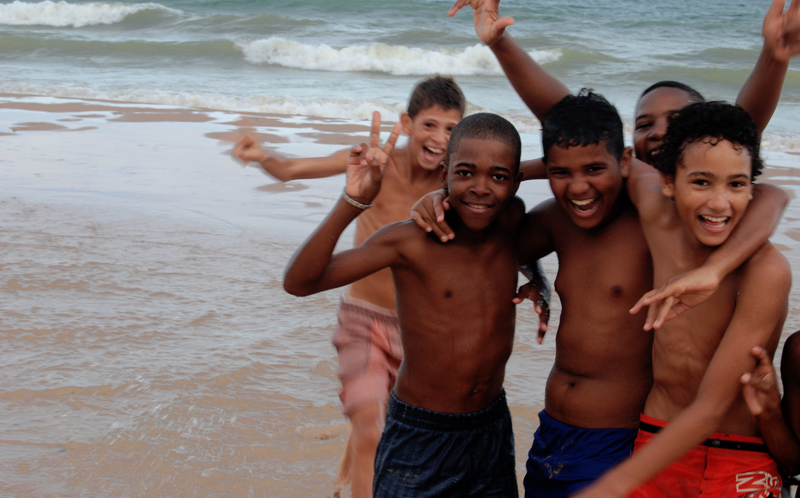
[740,242,792,296]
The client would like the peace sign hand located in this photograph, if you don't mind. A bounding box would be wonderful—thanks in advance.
[345,111,402,206]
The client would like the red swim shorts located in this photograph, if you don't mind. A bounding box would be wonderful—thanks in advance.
[331,295,403,416]
[629,414,782,498]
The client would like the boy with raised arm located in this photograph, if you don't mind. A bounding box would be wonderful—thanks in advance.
[234,76,464,497]
[284,112,526,497]
[411,91,786,497]
[575,101,789,498]
[449,0,800,167]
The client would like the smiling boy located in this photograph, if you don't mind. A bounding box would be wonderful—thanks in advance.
[234,76,464,497]
[576,101,789,498]
[411,90,785,497]
[284,112,527,497]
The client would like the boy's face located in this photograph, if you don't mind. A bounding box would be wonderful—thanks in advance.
[662,139,753,247]
[401,105,462,171]
[546,142,631,230]
[441,137,520,231]
[634,87,695,166]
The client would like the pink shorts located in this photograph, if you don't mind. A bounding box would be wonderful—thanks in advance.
[629,414,782,498]
[331,295,403,416]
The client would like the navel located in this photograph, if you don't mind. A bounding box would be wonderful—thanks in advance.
[612,285,623,296]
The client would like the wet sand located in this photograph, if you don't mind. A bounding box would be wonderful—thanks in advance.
[1,94,798,497]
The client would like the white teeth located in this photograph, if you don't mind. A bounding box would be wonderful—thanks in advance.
[466,203,489,210]
[571,198,594,206]
[425,146,444,154]
[702,216,727,224]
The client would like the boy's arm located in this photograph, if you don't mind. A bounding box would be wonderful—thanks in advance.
[631,183,789,329]
[449,0,571,122]
[233,135,351,182]
[575,249,792,498]
[520,158,547,181]
[283,116,402,296]
[742,345,800,476]
[736,0,800,133]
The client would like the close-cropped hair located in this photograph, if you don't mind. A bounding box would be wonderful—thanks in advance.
[446,112,521,172]
[407,75,466,119]
[654,101,763,179]
[542,89,624,162]
[639,80,705,103]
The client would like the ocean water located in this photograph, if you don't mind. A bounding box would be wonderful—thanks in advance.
[1,0,799,149]
[2,2,800,497]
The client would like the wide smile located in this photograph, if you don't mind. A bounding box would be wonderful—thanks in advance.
[569,197,599,217]
[699,214,730,233]
[464,201,494,211]
[421,145,445,163]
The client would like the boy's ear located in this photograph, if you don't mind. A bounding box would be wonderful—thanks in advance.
[439,161,448,190]
[400,113,412,135]
[511,170,523,196]
[619,147,633,178]
[660,174,675,199]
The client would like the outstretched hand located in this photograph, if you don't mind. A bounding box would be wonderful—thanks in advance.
[741,346,782,418]
[410,189,454,242]
[513,279,551,343]
[763,0,800,63]
[629,266,721,330]
[448,0,514,47]
[345,111,401,205]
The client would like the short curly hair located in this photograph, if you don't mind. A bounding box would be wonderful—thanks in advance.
[654,101,762,179]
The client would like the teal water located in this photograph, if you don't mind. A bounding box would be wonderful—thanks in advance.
[1,0,798,145]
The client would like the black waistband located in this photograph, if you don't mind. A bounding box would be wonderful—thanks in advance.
[639,420,768,453]
[388,390,509,432]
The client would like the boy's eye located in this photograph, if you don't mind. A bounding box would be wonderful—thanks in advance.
[730,181,748,188]
[455,169,472,177]
[692,179,709,186]
[586,166,605,173]
[635,122,652,131]
[492,173,510,181]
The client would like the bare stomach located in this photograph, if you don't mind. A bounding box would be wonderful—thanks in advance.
[545,367,652,429]
[347,268,396,310]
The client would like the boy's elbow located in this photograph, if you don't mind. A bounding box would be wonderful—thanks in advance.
[755,183,790,210]
[283,279,311,297]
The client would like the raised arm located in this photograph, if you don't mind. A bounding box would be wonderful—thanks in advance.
[631,182,789,329]
[449,0,570,122]
[736,0,800,133]
[233,134,350,182]
[283,115,402,296]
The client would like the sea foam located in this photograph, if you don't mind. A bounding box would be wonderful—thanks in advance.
[0,0,178,27]
[236,37,562,76]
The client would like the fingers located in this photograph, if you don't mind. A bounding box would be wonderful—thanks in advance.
[382,122,402,156]
[630,289,656,315]
[750,345,772,366]
[369,111,381,149]
[448,0,471,17]
[433,192,447,223]
[651,296,677,330]
[411,210,434,233]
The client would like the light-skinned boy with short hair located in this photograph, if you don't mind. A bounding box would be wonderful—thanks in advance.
[575,101,790,498]
[233,75,464,497]
[284,112,527,497]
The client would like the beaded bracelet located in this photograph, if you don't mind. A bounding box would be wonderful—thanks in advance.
[342,190,373,210]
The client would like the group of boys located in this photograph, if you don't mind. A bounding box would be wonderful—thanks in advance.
[234,0,800,496]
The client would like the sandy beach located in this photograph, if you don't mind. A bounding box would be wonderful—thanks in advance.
[1,94,799,497]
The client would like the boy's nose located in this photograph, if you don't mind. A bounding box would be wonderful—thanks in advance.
[568,178,590,196]
[648,118,667,141]
[707,190,731,211]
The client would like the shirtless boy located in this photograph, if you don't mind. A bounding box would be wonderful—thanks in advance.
[412,91,785,497]
[575,101,790,498]
[284,112,526,497]
[234,76,464,497]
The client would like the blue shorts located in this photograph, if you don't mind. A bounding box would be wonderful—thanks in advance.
[523,410,637,498]
[373,390,518,498]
